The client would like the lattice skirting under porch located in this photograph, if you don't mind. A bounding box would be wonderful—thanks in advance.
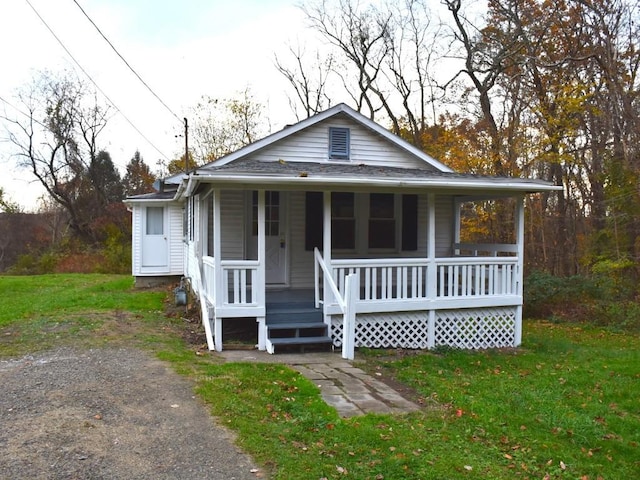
[330,307,517,350]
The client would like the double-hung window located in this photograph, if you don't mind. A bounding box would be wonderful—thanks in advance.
[331,192,355,249]
[368,193,396,249]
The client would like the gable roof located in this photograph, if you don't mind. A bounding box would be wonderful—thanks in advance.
[157,102,560,199]
[163,103,453,186]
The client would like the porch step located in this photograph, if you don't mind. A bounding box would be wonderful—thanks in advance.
[266,302,323,325]
[268,336,333,347]
[267,321,327,331]
[265,302,332,353]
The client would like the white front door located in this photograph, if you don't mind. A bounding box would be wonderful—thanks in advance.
[250,191,287,285]
[141,206,168,270]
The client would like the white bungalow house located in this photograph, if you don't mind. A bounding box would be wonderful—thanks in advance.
[125,103,560,359]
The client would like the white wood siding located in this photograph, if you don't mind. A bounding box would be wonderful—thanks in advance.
[248,116,434,170]
[435,195,454,257]
[220,190,245,260]
[131,205,142,275]
[167,204,184,275]
[289,191,314,288]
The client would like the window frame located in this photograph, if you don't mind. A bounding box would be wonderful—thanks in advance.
[305,192,419,254]
[367,193,397,250]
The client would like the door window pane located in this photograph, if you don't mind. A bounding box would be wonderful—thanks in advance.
[252,191,280,237]
[146,207,164,235]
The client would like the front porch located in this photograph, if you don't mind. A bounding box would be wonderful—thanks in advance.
[187,189,526,358]
[194,247,522,357]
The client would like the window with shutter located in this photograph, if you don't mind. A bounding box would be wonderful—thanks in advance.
[329,127,350,160]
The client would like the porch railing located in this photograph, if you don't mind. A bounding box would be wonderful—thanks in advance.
[202,256,260,306]
[314,248,358,360]
[436,257,518,297]
[332,258,428,301]
[329,256,519,304]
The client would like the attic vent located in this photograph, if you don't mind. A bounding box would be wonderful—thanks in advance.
[329,127,350,160]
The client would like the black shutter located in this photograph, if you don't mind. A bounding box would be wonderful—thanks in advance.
[305,192,324,251]
[401,194,418,251]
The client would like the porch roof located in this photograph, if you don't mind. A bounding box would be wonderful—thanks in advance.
[184,158,560,196]
[123,190,178,204]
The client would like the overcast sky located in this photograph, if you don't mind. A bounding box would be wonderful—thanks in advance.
[0,0,308,210]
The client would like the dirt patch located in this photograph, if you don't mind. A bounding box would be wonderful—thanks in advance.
[0,346,262,479]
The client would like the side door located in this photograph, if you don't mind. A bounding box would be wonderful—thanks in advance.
[141,206,169,270]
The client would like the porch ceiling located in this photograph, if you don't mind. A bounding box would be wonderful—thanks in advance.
[187,159,560,195]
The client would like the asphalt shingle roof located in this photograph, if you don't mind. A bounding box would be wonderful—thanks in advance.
[201,158,550,186]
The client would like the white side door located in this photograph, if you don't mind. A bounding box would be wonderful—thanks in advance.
[141,206,169,270]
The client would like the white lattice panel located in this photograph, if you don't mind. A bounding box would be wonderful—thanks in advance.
[331,312,429,349]
[330,307,517,350]
[434,307,516,349]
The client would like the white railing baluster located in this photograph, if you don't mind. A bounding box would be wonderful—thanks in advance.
[402,266,408,299]
[372,267,378,300]
[365,267,371,300]
[382,267,388,299]
[240,269,247,304]
[322,256,518,303]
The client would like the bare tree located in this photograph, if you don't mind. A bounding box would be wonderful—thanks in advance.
[280,0,447,148]
[275,43,335,120]
[2,70,111,241]
[300,0,393,120]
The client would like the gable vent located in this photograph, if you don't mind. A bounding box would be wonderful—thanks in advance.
[329,127,350,160]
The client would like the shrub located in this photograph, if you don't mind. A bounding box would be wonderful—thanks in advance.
[524,268,640,332]
[523,270,600,318]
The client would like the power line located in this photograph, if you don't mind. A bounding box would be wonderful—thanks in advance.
[72,0,183,124]
[23,0,172,161]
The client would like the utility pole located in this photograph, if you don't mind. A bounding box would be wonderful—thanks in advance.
[184,117,189,173]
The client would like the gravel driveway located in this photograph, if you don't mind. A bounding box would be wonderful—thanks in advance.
[0,347,261,479]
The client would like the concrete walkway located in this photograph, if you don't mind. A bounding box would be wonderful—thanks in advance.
[217,350,421,418]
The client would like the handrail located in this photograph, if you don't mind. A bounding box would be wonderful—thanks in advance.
[314,247,346,311]
[436,256,518,266]
[220,259,260,267]
[189,248,215,351]
[453,242,518,256]
[332,257,429,267]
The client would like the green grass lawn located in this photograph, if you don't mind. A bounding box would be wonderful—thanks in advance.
[1,274,638,479]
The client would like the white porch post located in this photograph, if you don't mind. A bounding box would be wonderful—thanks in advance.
[427,193,437,349]
[322,191,333,324]
[453,197,462,255]
[514,195,525,346]
[212,189,223,352]
[342,273,359,360]
[256,190,267,350]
